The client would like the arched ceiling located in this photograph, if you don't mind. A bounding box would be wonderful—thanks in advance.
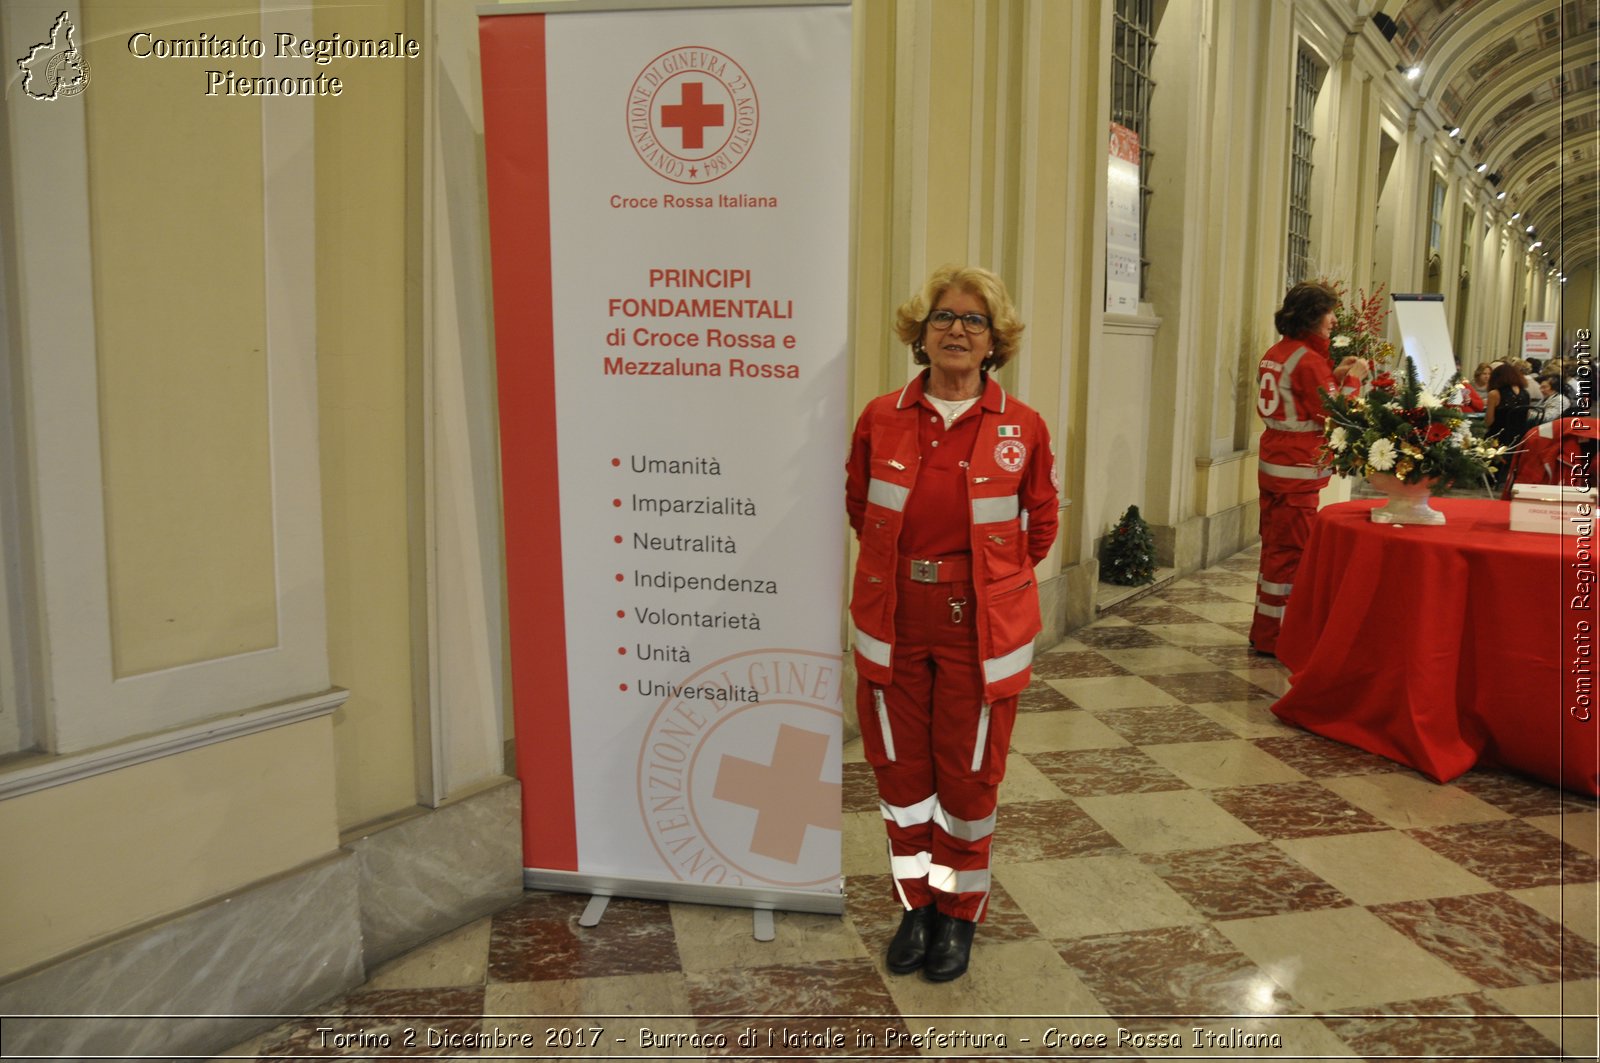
[1388,0,1597,276]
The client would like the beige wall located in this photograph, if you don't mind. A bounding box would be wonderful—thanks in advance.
[0,719,337,978]
[315,0,423,829]
[84,0,278,678]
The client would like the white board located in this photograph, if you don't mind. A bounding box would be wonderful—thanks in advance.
[1391,293,1458,393]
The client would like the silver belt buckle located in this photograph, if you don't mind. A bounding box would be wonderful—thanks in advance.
[910,559,939,583]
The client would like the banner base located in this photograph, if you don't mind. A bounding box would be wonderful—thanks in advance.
[523,867,845,915]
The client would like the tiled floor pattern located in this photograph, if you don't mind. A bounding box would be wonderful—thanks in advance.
[222,546,1600,1060]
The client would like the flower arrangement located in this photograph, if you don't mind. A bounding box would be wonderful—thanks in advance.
[1321,357,1507,485]
[1329,282,1400,373]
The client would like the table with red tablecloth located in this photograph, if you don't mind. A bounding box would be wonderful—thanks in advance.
[1274,498,1599,795]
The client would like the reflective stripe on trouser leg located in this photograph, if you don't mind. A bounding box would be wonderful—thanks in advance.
[1249,490,1317,653]
[857,678,935,910]
[926,689,1016,922]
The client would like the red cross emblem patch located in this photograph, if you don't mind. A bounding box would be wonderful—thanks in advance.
[995,439,1026,472]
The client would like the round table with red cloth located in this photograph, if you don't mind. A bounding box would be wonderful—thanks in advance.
[1274,498,1599,795]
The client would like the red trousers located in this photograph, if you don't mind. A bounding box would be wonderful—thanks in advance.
[1249,489,1318,653]
[855,574,1017,921]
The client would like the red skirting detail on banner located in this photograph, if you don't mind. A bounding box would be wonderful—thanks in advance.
[479,14,579,869]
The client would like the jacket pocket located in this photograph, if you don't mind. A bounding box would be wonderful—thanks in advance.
[986,566,1042,654]
[978,517,1025,579]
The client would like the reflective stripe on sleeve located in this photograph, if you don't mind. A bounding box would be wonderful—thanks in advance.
[934,803,997,842]
[1277,347,1309,424]
[867,478,910,512]
[983,642,1033,684]
[1254,601,1285,619]
[928,863,990,895]
[881,793,938,828]
[1259,460,1324,480]
[1257,577,1293,596]
[853,625,892,668]
[971,495,1020,524]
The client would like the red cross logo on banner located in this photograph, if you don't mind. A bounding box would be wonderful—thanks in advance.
[713,724,840,863]
[660,81,724,150]
[627,46,760,185]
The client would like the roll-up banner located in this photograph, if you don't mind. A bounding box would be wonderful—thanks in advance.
[479,0,852,914]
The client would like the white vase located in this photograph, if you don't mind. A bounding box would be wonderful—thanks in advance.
[1368,472,1445,525]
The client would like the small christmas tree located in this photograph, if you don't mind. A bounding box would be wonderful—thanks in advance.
[1102,504,1156,586]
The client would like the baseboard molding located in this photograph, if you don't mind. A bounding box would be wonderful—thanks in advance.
[0,779,525,1060]
[0,852,363,1058]
[347,777,524,968]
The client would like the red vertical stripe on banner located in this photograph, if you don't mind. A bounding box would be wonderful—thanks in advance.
[479,14,578,871]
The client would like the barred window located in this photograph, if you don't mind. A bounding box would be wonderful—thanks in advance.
[1110,0,1157,299]
[1428,172,1446,256]
[1286,48,1322,287]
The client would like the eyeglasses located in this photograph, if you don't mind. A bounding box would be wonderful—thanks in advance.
[926,309,991,333]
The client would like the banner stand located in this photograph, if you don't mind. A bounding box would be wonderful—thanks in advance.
[524,868,844,915]
[480,0,853,917]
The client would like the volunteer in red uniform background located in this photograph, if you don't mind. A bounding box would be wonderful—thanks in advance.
[846,265,1058,982]
[1250,281,1368,655]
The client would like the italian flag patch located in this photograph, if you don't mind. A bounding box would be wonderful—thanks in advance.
[997,425,1021,437]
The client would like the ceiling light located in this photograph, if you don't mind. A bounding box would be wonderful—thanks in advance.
[1476,163,1488,173]
[1448,127,1461,138]
[1496,191,1506,200]
[1531,241,1543,249]
[1512,212,1521,220]
[1527,225,1536,233]
[1405,65,1422,80]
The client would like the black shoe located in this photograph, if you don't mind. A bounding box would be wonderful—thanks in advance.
[923,914,976,981]
[886,905,936,974]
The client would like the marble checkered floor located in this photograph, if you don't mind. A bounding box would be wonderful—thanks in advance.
[221,545,1600,1060]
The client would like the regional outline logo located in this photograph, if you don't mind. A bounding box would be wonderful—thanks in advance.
[17,11,90,101]
[626,46,759,185]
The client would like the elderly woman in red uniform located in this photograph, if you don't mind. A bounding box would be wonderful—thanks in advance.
[846,265,1057,982]
[1249,281,1368,655]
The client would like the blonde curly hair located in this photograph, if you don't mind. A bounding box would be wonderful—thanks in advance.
[893,265,1024,371]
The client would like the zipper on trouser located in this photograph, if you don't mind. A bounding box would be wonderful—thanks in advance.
[970,702,990,772]
[874,688,896,762]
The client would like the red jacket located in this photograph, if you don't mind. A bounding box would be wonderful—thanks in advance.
[846,373,1058,701]
[1256,333,1339,494]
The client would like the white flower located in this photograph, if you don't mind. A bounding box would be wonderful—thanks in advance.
[1368,437,1396,471]
[1328,426,1349,452]
[1416,390,1443,409]
[1332,335,1353,349]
